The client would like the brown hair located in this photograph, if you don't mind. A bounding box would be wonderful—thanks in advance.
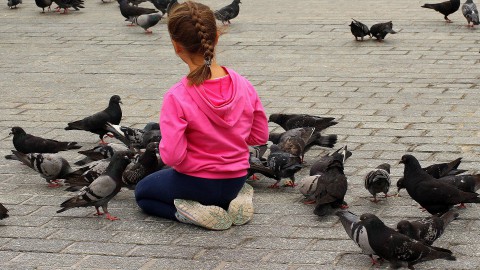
[168,1,217,86]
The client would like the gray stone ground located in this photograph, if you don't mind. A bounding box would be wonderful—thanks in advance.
[0,0,479,269]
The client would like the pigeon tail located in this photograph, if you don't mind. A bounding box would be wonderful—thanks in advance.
[66,142,82,150]
[313,134,337,148]
[421,3,436,9]
[440,209,459,227]
[11,150,34,170]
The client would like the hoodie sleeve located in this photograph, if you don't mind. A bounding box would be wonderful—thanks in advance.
[246,92,269,146]
[159,93,188,166]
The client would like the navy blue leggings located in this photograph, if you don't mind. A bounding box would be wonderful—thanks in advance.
[135,168,247,221]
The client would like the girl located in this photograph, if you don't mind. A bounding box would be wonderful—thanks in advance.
[135,1,269,230]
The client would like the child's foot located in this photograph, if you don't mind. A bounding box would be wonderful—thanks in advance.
[228,183,254,226]
[174,199,232,230]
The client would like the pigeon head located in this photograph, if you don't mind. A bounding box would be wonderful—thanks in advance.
[396,177,405,193]
[10,126,26,136]
[396,220,415,238]
[399,154,421,167]
[377,163,391,173]
[144,122,160,131]
[146,142,159,152]
[109,95,122,105]
[233,0,241,4]
[359,213,386,229]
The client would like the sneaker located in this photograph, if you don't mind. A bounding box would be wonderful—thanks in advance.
[228,183,254,226]
[173,199,232,230]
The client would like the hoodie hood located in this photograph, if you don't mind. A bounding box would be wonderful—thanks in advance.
[182,67,247,128]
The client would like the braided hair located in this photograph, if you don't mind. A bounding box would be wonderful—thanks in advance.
[168,1,217,86]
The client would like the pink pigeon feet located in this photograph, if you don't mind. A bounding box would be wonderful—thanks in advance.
[48,180,62,188]
[268,182,280,188]
[303,200,316,205]
[145,29,152,34]
[105,213,119,221]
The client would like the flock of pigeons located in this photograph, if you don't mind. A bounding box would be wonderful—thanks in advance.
[349,0,479,42]
[7,0,242,34]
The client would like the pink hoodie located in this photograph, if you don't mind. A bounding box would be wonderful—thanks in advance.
[159,67,269,179]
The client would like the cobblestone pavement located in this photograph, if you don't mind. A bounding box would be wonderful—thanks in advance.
[1,0,479,269]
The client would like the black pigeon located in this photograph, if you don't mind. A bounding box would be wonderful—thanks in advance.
[130,13,163,33]
[266,144,303,188]
[105,122,161,149]
[268,113,337,132]
[75,143,129,165]
[9,127,81,155]
[370,21,397,41]
[358,213,456,269]
[462,0,479,27]
[64,158,111,191]
[310,146,350,216]
[122,142,160,189]
[149,0,171,14]
[397,209,459,246]
[7,0,21,8]
[397,157,466,193]
[65,95,122,144]
[247,144,275,180]
[118,0,158,24]
[52,0,84,13]
[421,0,461,23]
[349,19,371,41]
[0,203,9,220]
[57,151,132,220]
[214,0,241,25]
[35,0,52,12]
[400,154,480,215]
[426,174,480,208]
[336,210,380,265]
[364,163,391,203]
[12,150,75,188]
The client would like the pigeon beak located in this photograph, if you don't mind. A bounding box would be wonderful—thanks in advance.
[8,132,13,136]
[119,100,123,104]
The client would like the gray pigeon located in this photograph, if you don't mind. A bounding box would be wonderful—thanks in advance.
[64,158,111,191]
[75,143,128,165]
[35,0,51,12]
[268,113,337,133]
[122,142,160,189]
[12,150,75,188]
[336,210,379,265]
[214,0,241,25]
[370,21,397,41]
[349,19,371,41]
[266,144,303,188]
[356,213,456,269]
[0,203,9,220]
[105,122,161,149]
[396,209,459,246]
[364,163,391,203]
[130,13,163,33]
[462,0,479,27]
[65,95,122,144]
[57,151,132,220]
[7,0,21,8]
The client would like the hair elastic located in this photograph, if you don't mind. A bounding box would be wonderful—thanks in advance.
[204,58,212,68]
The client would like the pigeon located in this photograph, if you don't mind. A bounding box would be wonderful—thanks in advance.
[214,0,241,25]
[421,0,461,23]
[336,210,379,265]
[64,158,112,191]
[269,127,337,161]
[52,0,84,13]
[266,144,303,188]
[8,126,81,155]
[370,21,397,41]
[310,146,350,216]
[130,13,163,33]
[35,0,51,12]
[396,209,459,246]
[128,0,147,6]
[400,154,480,215]
[104,122,161,149]
[462,0,479,27]
[0,203,9,220]
[357,213,456,269]
[268,113,337,132]
[57,151,132,220]
[122,142,160,189]
[247,144,274,180]
[7,0,21,8]
[118,0,158,25]
[75,143,129,165]
[65,95,123,144]
[423,174,480,208]
[149,0,171,14]
[12,150,75,188]
[165,0,177,14]
[350,19,371,41]
[364,163,391,203]
[397,157,466,193]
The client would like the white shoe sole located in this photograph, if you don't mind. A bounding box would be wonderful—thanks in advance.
[174,199,232,230]
[228,183,254,226]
